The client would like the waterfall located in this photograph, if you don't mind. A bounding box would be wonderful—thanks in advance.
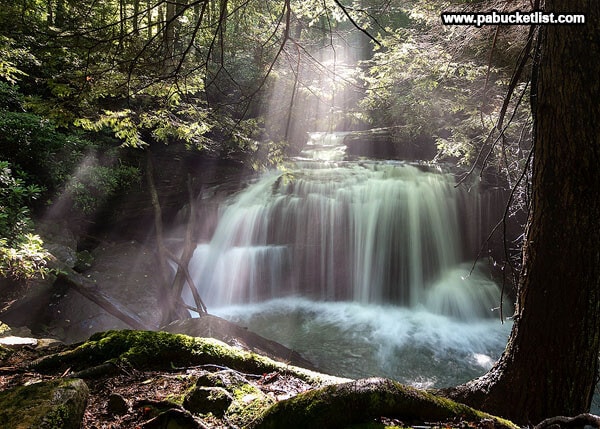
[186,134,503,320]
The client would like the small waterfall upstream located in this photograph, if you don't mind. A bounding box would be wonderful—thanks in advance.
[183,132,512,386]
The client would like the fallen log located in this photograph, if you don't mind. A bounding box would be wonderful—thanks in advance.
[56,269,156,331]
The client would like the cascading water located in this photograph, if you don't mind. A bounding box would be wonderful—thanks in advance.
[183,132,512,387]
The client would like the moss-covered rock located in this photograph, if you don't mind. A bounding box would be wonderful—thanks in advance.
[253,377,518,429]
[0,378,89,429]
[184,386,233,417]
[185,369,275,426]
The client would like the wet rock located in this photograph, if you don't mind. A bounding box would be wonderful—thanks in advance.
[37,220,78,270]
[0,378,89,429]
[41,241,163,343]
[192,369,275,426]
[183,386,233,417]
[343,127,437,161]
[107,393,129,415]
[0,277,55,329]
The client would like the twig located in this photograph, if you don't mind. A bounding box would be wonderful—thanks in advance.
[332,0,381,46]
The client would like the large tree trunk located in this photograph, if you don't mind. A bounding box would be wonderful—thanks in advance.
[445,1,600,424]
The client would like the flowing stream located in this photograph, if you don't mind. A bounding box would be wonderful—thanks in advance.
[183,132,512,387]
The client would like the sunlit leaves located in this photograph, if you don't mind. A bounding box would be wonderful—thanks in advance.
[358,13,531,168]
[0,234,49,280]
[293,0,347,27]
[63,162,140,215]
[0,36,36,84]
[0,160,49,280]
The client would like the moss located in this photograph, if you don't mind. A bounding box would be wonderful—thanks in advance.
[0,343,11,361]
[32,330,346,387]
[0,378,88,429]
[253,378,518,429]
[190,369,274,426]
[0,321,10,335]
[165,392,187,406]
[226,381,274,426]
[33,330,272,373]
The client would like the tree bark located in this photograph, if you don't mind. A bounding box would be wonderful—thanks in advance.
[444,1,600,424]
[147,0,153,39]
[55,0,65,27]
[133,0,140,36]
[164,0,176,70]
[146,152,178,324]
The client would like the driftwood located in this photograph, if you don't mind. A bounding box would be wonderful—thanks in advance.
[166,174,207,317]
[147,152,207,324]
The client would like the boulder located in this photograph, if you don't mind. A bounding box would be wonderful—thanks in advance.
[0,378,89,429]
[183,386,233,417]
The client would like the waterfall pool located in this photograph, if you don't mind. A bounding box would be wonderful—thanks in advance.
[213,297,512,388]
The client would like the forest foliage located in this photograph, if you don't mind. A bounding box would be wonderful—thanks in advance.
[0,0,532,280]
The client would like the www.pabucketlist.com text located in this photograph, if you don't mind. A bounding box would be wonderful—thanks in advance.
[441,10,586,27]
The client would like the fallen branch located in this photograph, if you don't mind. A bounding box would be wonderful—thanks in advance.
[165,248,207,315]
[56,269,156,331]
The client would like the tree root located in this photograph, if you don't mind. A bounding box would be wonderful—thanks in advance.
[252,377,518,429]
[534,413,600,429]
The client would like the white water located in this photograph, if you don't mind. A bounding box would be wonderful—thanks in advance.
[182,133,512,386]
[214,297,511,387]
[187,161,495,310]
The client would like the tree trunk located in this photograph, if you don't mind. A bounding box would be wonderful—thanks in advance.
[133,0,140,36]
[55,0,65,27]
[145,152,177,324]
[119,0,125,49]
[445,1,600,424]
[46,0,53,26]
[147,0,153,39]
[164,0,176,70]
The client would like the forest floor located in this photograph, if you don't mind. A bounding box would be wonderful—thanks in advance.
[0,341,319,429]
[0,333,507,429]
